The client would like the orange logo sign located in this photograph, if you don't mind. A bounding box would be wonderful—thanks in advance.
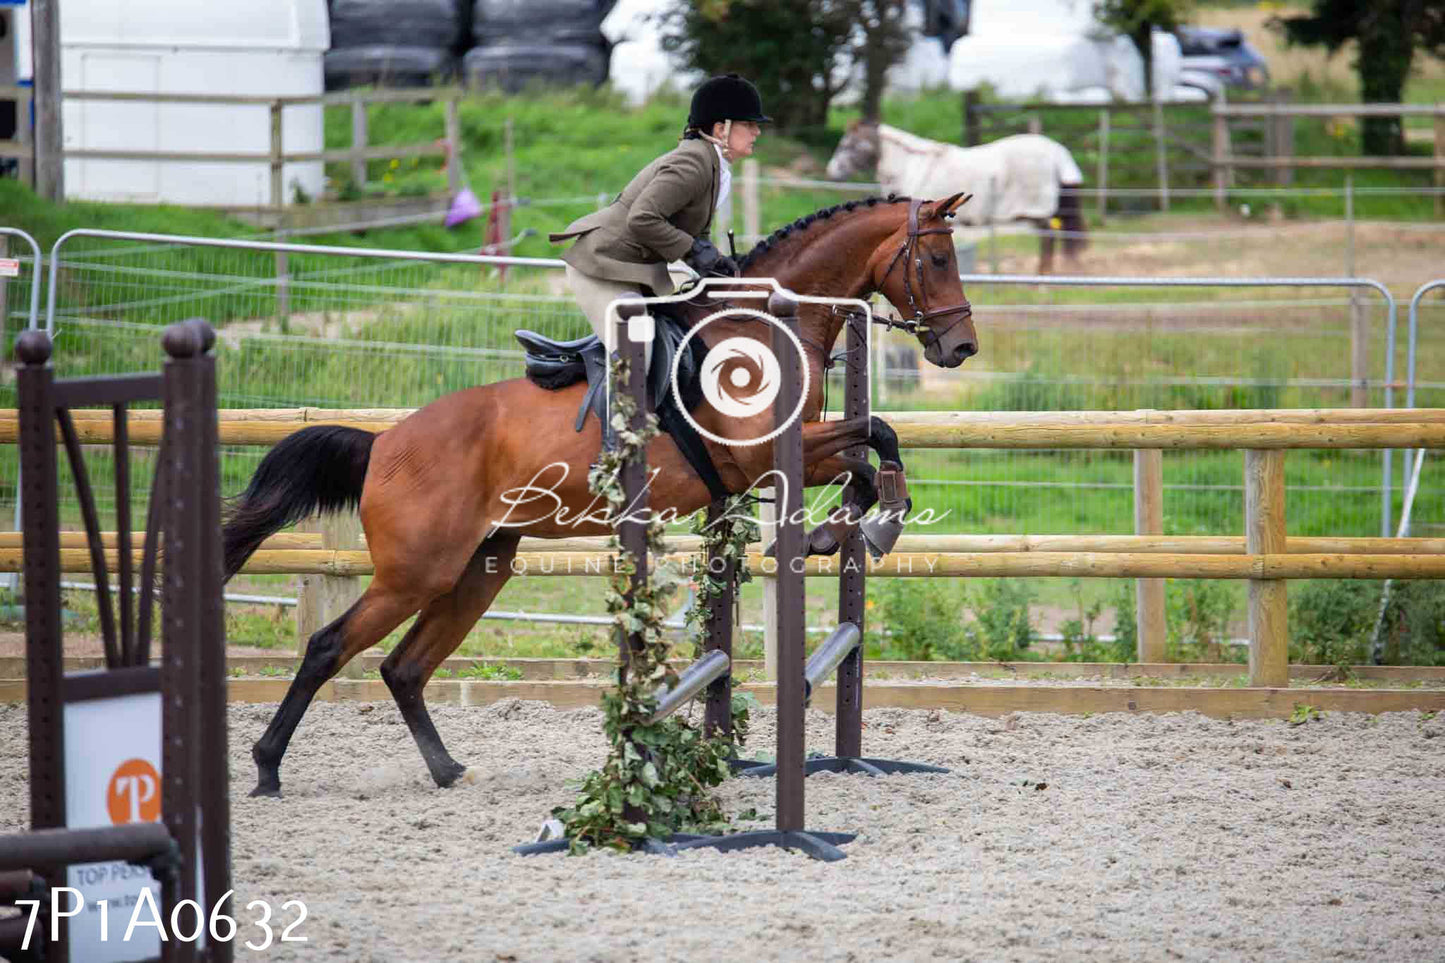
[107,758,161,824]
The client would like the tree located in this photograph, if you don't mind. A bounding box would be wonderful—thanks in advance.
[854,1,913,123]
[1093,0,1194,98]
[659,0,910,131]
[1275,0,1445,155]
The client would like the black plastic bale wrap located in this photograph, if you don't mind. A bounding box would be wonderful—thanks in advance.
[330,0,468,48]
[325,46,458,87]
[463,43,608,92]
[471,0,615,45]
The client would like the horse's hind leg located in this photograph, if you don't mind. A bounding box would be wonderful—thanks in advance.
[1037,219,1056,275]
[380,533,520,788]
[251,582,423,797]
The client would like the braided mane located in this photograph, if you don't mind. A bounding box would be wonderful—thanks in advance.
[737,194,911,272]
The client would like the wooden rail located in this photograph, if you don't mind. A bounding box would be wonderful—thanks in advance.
[10,532,1445,556]
[12,548,1444,581]
[7,406,1440,687]
[0,86,462,207]
[4,407,1444,449]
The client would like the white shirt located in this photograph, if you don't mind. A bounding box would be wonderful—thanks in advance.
[713,143,732,212]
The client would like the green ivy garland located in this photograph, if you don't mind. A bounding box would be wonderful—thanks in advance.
[554,354,757,853]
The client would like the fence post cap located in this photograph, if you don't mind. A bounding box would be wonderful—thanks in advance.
[183,317,216,353]
[14,329,51,366]
[162,322,204,359]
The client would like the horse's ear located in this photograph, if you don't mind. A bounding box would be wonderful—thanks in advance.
[934,191,972,218]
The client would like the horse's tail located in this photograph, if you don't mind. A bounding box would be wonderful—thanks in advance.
[1057,184,1088,261]
[223,424,376,581]
[1053,140,1088,261]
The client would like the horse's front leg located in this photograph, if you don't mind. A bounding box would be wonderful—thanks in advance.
[866,416,912,513]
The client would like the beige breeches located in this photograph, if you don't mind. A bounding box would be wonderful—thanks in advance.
[565,264,653,372]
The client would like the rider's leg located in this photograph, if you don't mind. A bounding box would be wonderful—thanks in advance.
[564,265,653,373]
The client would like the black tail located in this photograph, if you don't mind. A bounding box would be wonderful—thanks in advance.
[223,425,376,581]
[1058,184,1088,261]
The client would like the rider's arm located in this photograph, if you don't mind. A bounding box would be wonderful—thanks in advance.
[626,149,710,263]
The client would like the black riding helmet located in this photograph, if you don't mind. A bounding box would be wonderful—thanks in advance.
[687,74,772,133]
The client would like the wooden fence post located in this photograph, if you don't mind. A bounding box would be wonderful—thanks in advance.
[1027,112,1042,136]
[742,158,760,244]
[296,513,366,677]
[1434,113,1444,218]
[963,90,979,146]
[1245,449,1288,687]
[1133,449,1166,662]
[1212,99,1229,213]
[1096,108,1110,225]
[32,0,62,201]
[1273,88,1294,187]
[350,95,368,189]
[444,95,461,195]
[269,99,285,209]
[1153,100,1169,212]
[274,250,290,321]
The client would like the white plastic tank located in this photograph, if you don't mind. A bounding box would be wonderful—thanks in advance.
[58,0,329,206]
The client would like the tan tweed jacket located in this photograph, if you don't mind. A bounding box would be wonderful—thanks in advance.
[549,137,720,294]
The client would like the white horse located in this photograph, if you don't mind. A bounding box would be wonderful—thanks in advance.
[825,121,1087,274]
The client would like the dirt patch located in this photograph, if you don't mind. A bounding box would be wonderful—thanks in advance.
[982,218,1445,287]
[3,699,1440,961]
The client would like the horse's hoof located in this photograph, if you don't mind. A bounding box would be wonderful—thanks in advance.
[249,782,282,799]
[434,762,469,789]
[804,525,841,558]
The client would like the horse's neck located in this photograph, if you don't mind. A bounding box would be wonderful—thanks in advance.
[735,211,902,355]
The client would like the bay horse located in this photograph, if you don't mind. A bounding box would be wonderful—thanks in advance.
[223,192,979,798]
[825,121,1088,274]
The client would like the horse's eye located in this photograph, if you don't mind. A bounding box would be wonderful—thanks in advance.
[931,253,948,268]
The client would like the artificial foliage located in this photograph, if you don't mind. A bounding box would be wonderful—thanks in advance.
[553,355,756,853]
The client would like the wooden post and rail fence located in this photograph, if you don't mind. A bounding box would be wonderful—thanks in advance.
[0,85,464,209]
[1,406,1442,690]
[962,93,1445,215]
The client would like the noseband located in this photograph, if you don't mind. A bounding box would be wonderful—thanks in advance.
[877,198,974,352]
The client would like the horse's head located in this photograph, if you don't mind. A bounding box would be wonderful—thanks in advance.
[872,192,978,368]
[825,120,880,181]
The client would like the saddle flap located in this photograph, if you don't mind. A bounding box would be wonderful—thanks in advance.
[514,328,599,358]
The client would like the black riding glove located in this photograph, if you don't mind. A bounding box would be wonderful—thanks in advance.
[684,236,738,277]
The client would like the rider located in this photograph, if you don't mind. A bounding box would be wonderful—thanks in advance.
[549,73,769,371]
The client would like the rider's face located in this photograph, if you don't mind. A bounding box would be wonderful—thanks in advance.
[712,120,761,158]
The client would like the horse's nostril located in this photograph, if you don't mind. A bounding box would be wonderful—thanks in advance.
[957,341,978,360]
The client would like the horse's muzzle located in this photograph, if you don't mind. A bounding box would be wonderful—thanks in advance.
[926,338,977,368]
[951,340,978,365]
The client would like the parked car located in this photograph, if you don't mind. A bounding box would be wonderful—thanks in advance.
[1175,26,1270,90]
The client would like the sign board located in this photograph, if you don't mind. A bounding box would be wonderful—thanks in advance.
[0,258,20,278]
[63,687,163,962]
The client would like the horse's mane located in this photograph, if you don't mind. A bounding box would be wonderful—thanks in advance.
[738,194,911,272]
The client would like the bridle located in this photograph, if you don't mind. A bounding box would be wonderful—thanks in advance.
[873,197,974,353]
